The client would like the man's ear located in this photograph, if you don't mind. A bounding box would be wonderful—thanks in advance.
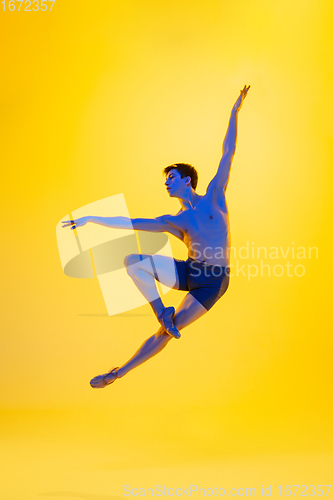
[185,176,192,186]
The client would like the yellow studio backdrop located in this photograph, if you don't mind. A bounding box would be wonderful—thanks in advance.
[1,0,332,499]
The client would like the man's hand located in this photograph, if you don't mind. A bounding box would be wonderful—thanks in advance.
[62,216,90,230]
[233,84,250,112]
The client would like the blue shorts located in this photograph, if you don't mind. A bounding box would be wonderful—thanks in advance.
[173,257,230,311]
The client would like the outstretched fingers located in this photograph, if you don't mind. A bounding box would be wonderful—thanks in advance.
[62,220,76,229]
[241,84,251,96]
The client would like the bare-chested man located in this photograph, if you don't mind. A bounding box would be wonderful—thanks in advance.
[62,84,250,388]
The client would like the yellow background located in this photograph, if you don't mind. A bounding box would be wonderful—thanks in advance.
[1,0,332,499]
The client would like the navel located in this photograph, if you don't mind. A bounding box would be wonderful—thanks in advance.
[209,215,213,220]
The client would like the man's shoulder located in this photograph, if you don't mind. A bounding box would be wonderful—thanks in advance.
[199,189,228,215]
[155,213,185,240]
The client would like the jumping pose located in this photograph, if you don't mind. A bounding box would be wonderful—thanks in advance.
[62,85,250,388]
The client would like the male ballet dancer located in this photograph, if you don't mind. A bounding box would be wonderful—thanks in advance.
[62,85,250,387]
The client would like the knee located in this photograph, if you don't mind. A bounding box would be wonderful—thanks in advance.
[156,327,173,344]
[124,253,141,273]
[173,311,184,331]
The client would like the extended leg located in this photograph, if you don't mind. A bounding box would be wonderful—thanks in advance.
[90,293,208,387]
[118,292,208,378]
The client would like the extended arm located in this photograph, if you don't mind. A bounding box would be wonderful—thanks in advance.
[208,85,250,196]
[62,215,183,240]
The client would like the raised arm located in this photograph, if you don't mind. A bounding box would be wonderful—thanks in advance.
[62,215,184,240]
[208,85,250,198]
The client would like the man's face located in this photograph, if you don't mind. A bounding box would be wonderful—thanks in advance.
[164,169,190,198]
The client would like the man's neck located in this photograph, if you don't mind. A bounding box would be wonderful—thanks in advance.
[178,190,202,210]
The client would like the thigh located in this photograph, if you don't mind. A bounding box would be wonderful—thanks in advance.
[125,253,181,290]
[173,292,208,331]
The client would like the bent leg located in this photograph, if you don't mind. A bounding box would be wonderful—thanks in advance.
[124,253,180,319]
[117,293,208,379]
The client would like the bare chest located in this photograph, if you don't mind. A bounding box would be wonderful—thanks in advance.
[176,198,229,243]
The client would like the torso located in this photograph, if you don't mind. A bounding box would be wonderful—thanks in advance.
[170,188,231,266]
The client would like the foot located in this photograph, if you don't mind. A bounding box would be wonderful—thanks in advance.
[90,367,119,388]
[158,306,181,339]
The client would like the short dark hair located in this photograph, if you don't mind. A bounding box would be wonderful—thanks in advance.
[163,163,198,190]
